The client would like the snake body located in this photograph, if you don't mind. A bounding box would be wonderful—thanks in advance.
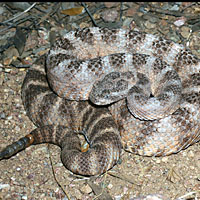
[47,27,200,156]
[1,27,200,175]
[0,56,122,176]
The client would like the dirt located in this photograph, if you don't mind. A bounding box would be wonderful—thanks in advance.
[0,2,200,200]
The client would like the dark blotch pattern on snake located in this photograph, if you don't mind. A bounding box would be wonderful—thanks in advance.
[0,55,122,176]
[1,27,200,176]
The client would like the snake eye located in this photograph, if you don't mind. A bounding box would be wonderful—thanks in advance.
[102,89,111,98]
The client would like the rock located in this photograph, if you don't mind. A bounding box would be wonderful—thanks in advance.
[144,21,157,29]
[80,184,92,194]
[0,183,10,190]
[169,4,180,11]
[73,189,82,199]
[180,26,191,39]
[132,194,168,200]
[101,9,118,22]
[0,6,6,15]
[125,6,139,17]
[123,18,133,28]
[104,2,119,8]
[21,195,28,200]
[174,17,186,27]
[161,157,168,163]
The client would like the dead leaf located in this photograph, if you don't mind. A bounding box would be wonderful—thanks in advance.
[13,27,26,56]
[61,7,84,16]
[3,58,13,66]
[194,7,200,14]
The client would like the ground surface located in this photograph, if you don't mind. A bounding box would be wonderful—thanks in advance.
[0,2,200,200]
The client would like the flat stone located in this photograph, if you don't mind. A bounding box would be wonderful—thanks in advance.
[80,184,92,194]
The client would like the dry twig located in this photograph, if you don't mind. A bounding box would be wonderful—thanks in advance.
[2,3,37,24]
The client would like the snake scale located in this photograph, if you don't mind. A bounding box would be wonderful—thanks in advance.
[1,27,200,176]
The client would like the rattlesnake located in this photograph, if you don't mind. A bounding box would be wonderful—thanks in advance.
[1,27,200,176]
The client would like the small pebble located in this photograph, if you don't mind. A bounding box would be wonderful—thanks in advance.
[7,115,12,120]
[15,126,20,132]
[107,183,113,189]
[123,18,133,28]
[161,157,168,163]
[123,186,128,194]
[174,17,186,27]
[73,189,82,199]
[0,112,6,119]
[4,68,12,73]
[0,6,5,15]
[101,9,118,22]
[114,195,122,200]
[182,151,187,157]
[188,150,194,157]
[190,165,195,170]
[104,2,119,8]
[134,194,167,200]
[93,13,100,20]
[27,173,35,179]
[79,22,90,29]
[139,5,149,13]
[55,162,63,167]
[180,26,191,39]
[144,21,156,29]
[169,4,180,11]
[80,184,92,194]
[16,167,21,171]
[155,159,161,164]
[40,193,45,198]
[22,195,28,200]
[126,7,139,17]
[0,183,10,190]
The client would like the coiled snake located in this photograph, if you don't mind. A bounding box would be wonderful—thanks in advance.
[1,27,200,176]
